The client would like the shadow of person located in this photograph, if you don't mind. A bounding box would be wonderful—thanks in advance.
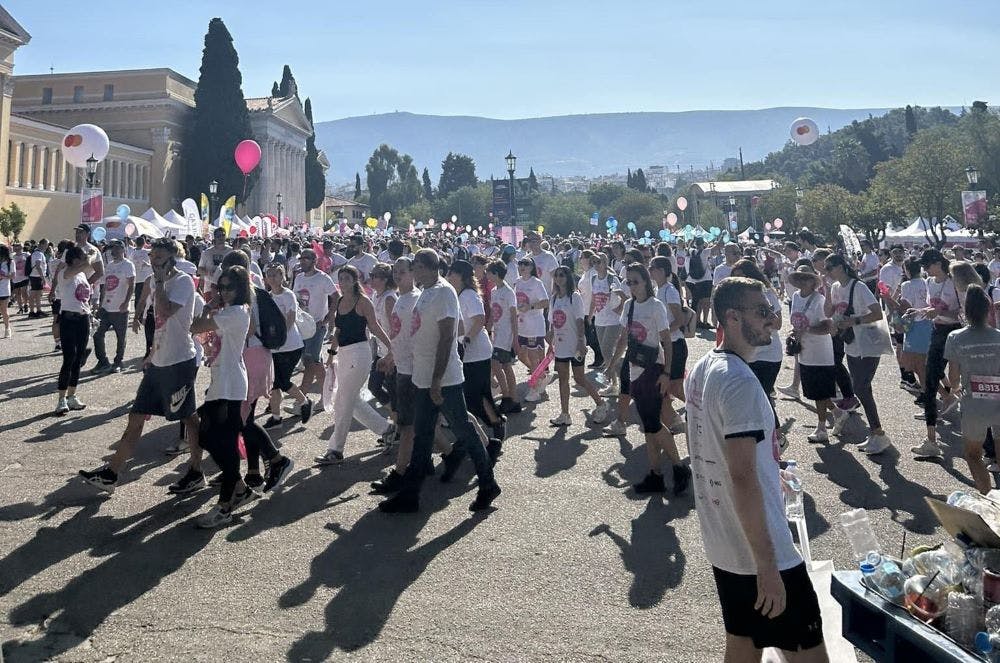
[281,491,485,659]
[588,497,690,609]
[524,427,593,478]
[3,493,216,661]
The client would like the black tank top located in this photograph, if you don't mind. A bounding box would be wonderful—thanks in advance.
[335,295,367,346]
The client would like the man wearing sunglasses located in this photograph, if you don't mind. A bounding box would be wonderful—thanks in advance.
[685,277,828,662]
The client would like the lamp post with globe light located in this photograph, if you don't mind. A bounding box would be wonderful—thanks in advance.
[209,179,219,222]
[506,151,516,225]
[276,192,283,229]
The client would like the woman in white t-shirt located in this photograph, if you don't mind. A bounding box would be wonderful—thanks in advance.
[787,265,835,442]
[190,265,256,528]
[486,260,521,414]
[368,263,399,410]
[897,257,931,389]
[589,253,625,396]
[263,263,310,428]
[54,246,93,415]
[546,266,609,427]
[514,256,550,401]
[447,260,505,440]
[649,256,688,432]
[604,264,690,496]
[0,244,11,338]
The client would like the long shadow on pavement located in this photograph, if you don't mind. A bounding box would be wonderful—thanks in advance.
[523,425,601,478]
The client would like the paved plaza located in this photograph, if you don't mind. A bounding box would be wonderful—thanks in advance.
[0,311,976,662]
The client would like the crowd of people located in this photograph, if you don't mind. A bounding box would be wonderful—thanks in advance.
[4,220,1000,660]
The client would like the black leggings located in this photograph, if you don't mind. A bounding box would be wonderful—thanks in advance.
[585,317,604,364]
[924,323,961,427]
[198,400,244,502]
[463,358,498,425]
[832,336,855,401]
[143,308,155,357]
[58,313,90,390]
[240,400,281,473]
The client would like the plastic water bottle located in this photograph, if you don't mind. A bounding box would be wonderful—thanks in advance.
[976,605,1000,661]
[839,508,881,563]
[871,560,907,601]
[781,461,804,521]
[947,592,980,647]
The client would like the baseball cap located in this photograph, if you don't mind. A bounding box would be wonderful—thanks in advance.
[74,224,92,234]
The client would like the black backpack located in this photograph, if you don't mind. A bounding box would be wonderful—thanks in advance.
[688,250,706,280]
[254,286,287,350]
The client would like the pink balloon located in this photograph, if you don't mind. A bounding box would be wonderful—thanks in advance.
[765,222,772,230]
[774,218,784,229]
[667,212,678,227]
[676,197,688,211]
[234,140,262,175]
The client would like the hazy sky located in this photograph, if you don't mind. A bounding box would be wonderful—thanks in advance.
[8,0,998,122]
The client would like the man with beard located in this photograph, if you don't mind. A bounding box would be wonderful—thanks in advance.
[685,277,828,663]
[197,227,232,293]
[345,234,378,287]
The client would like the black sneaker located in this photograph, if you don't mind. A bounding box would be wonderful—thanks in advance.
[633,471,665,494]
[79,467,117,494]
[492,416,507,441]
[439,449,463,483]
[300,398,313,424]
[378,492,420,513]
[229,486,260,512]
[91,360,112,375]
[168,468,205,494]
[498,397,522,414]
[262,416,283,429]
[672,465,692,496]
[244,473,265,493]
[370,469,404,494]
[469,482,501,512]
[487,438,503,465]
[263,456,294,492]
[112,362,123,373]
[208,472,224,488]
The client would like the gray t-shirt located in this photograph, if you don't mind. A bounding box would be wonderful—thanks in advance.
[944,326,1000,420]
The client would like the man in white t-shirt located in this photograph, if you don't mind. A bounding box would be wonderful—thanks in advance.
[345,234,378,286]
[80,238,201,494]
[525,231,559,295]
[378,248,501,514]
[92,240,136,374]
[27,239,48,318]
[129,235,154,313]
[686,277,827,661]
[292,248,337,398]
[988,247,1000,284]
[198,227,232,289]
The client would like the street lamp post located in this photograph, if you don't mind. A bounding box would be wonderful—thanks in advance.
[506,150,516,226]
[85,155,98,188]
[276,192,283,229]
[209,179,219,222]
[966,166,984,238]
[795,187,804,231]
[728,195,737,232]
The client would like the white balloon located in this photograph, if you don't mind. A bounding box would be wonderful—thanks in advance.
[61,124,110,167]
[790,117,819,146]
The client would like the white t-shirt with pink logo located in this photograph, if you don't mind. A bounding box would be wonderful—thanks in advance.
[203,304,250,402]
[411,280,464,389]
[389,289,420,375]
[618,296,669,380]
[458,288,492,363]
[790,290,833,366]
[489,283,517,351]
[151,272,197,368]
[12,251,28,282]
[515,276,547,338]
[292,270,337,323]
[101,259,136,312]
[58,271,93,315]
[0,259,11,297]
[591,272,623,327]
[549,292,585,359]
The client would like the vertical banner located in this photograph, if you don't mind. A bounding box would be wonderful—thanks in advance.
[81,187,103,224]
[499,225,524,246]
[181,198,201,238]
[590,212,599,226]
[200,193,210,225]
[218,196,236,237]
[962,190,988,226]
[728,210,738,230]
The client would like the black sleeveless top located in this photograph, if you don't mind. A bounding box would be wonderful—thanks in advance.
[335,295,367,346]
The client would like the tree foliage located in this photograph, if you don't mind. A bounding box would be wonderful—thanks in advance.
[277,64,297,98]
[528,167,539,192]
[365,144,425,215]
[354,173,362,201]
[421,167,434,201]
[587,183,627,209]
[438,152,477,197]
[756,183,801,235]
[0,202,26,241]
[303,98,326,211]
[182,18,257,206]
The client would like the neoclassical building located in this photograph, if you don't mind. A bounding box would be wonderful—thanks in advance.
[0,4,319,239]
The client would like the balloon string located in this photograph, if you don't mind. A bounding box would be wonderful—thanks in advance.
[242,175,248,203]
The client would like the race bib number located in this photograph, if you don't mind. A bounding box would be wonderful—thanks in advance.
[970,375,1000,401]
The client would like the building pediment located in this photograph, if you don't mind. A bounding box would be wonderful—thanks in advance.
[0,6,30,46]
[247,95,312,137]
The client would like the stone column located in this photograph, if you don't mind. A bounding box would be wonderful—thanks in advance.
[47,147,58,191]
[24,143,34,189]
[8,140,19,187]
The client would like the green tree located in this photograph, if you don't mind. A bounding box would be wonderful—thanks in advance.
[853,179,907,243]
[756,184,800,234]
[630,168,648,192]
[431,184,492,228]
[438,152,477,196]
[800,184,855,239]
[271,81,280,97]
[354,173,362,200]
[366,144,400,214]
[626,169,633,189]
[831,135,871,193]
[277,64,297,98]
[959,101,1000,234]
[303,98,326,212]
[587,182,626,209]
[608,189,662,228]
[904,105,917,138]
[422,167,434,200]
[533,193,593,236]
[1,202,27,241]
[182,18,257,206]
[697,203,726,229]
[528,167,539,192]
[876,126,968,246]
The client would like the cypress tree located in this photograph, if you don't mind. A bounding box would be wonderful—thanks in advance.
[633,168,648,192]
[271,81,280,97]
[278,65,297,98]
[627,168,633,188]
[182,18,257,206]
[422,167,434,200]
[355,173,362,200]
[904,105,917,138]
[528,167,539,191]
[303,97,326,212]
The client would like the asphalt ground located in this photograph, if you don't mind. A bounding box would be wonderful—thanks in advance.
[0,308,977,662]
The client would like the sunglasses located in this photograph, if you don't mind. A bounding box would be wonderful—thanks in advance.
[738,304,774,319]
[625,279,642,286]
[518,262,532,267]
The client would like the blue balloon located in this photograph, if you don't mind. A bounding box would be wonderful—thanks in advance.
[91,226,107,242]
[644,230,651,238]
[606,220,613,228]
[116,204,130,221]
[627,221,636,230]
[659,229,670,241]
[722,231,731,242]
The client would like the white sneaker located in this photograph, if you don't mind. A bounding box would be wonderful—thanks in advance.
[55,397,69,415]
[66,395,86,411]
[860,433,892,455]
[777,385,800,399]
[807,427,828,443]
[2,327,10,338]
[591,401,611,424]
[524,387,542,403]
[831,409,850,436]
[164,441,189,457]
[987,461,1000,473]
[600,384,617,397]
[196,504,233,529]
[549,413,572,427]
[603,420,627,437]
[911,439,943,459]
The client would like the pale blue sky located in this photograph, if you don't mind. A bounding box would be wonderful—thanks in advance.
[8,0,998,121]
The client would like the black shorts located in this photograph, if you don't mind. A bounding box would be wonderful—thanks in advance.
[29,276,44,291]
[492,347,515,364]
[52,299,61,316]
[555,355,584,368]
[621,362,665,434]
[713,562,823,651]
[12,279,27,291]
[749,360,782,395]
[272,348,303,392]
[132,358,198,422]
[394,373,416,427]
[669,338,688,380]
[689,280,712,305]
[518,335,544,350]
[800,364,836,401]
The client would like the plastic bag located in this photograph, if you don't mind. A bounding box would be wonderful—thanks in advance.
[322,361,337,413]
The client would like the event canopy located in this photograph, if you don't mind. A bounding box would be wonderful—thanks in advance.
[140,208,186,236]
[884,217,980,246]
[99,215,164,240]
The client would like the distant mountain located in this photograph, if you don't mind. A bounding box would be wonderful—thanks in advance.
[314,107,899,184]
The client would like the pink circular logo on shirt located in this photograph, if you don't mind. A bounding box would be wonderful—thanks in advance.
[930,297,948,313]
[491,302,503,322]
[204,330,221,366]
[790,311,810,330]
[628,321,648,342]
[74,282,91,303]
[834,301,848,315]
[410,309,421,335]
[297,289,311,308]
[593,292,609,312]
[516,291,529,309]
[552,309,567,329]
[105,275,120,292]
[389,311,402,338]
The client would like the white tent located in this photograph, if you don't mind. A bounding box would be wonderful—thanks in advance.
[884,217,979,246]
[100,216,164,240]
[141,207,186,237]
[163,209,190,230]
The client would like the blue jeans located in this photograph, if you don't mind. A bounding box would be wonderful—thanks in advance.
[402,384,495,497]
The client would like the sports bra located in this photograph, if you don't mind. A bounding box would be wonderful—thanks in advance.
[335,295,367,346]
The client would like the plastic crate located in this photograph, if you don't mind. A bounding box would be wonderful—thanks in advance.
[831,571,984,662]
